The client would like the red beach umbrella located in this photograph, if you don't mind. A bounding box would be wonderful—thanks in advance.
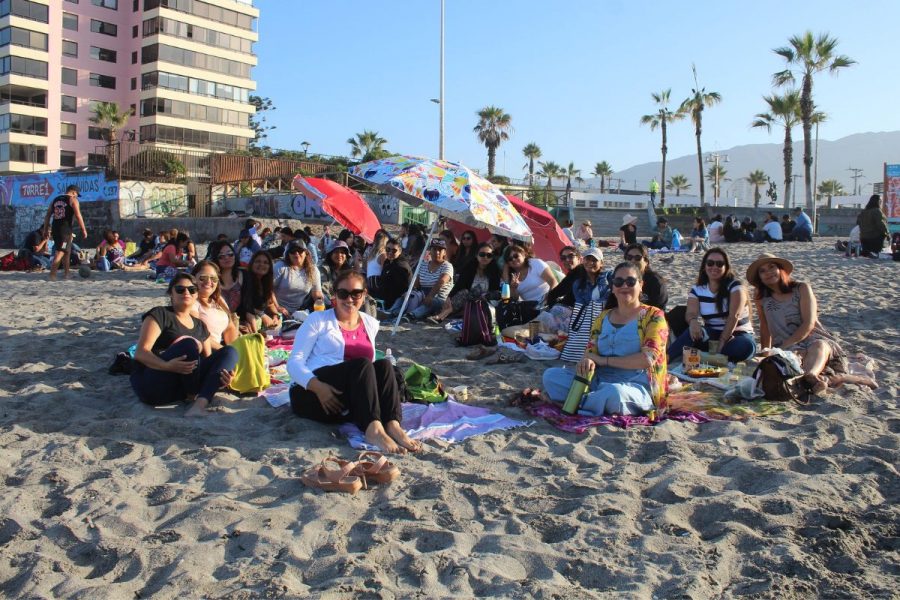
[292,176,382,243]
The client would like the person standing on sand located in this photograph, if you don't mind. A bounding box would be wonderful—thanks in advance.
[43,185,86,280]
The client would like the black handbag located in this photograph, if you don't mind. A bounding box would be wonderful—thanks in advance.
[496,300,539,330]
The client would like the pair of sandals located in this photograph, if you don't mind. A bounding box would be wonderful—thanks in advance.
[301,452,400,494]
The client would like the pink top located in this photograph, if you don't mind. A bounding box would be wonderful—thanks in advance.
[341,321,373,361]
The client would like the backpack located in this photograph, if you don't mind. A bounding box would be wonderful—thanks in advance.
[458,298,494,346]
[753,353,805,403]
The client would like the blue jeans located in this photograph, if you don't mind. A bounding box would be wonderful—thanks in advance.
[542,366,653,416]
[97,257,111,271]
[667,327,756,363]
[130,338,238,406]
[410,296,445,319]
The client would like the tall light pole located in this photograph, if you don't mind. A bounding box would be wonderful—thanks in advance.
[791,173,802,208]
[705,152,729,206]
[438,0,444,159]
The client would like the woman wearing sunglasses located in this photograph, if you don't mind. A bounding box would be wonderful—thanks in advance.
[541,262,668,415]
[428,242,502,323]
[667,247,756,364]
[209,240,243,313]
[453,229,479,272]
[622,244,668,310]
[191,261,238,349]
[288,270,421,454]
[130,273,238,417]
[273,241,323,315]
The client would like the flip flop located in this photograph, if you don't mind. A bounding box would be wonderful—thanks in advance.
[301,457,364,494]
[352,451,400,484]
[486,348,524,365]
[466,346,496,360]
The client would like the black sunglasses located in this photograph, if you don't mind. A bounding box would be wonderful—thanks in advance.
[173,285,198,295]
[334,288,366,300]
[625,254,644,261]
[560,253,577,260]
[705,259,726,268]
[612,277,638,288]
[478,251,493,258]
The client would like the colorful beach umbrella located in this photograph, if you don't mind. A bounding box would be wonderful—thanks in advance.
[291,176,382,243]
[447,195,570,263]
[349,155,533,243]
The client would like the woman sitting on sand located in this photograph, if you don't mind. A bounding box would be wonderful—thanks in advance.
[273,241,323,315]
[667,247,756,364]
[541,261,668,415]
[94,229,127,271]
[405,239,454,320]
[428,241,502,323]
[156,232,192,276]
[453,229,479,272]
[747,253,878,393]
[622,244,668,310]
[363,229,389,289]
[502,242,558,305]
[319,240,352,297]
[191,261,238,348]
[237,250,281,334]
[130,273,238,417]
[689,217,710,253]
[287,270,421,454]
[210,241,243,313]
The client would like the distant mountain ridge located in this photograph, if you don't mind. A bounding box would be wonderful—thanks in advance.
[584,131,900,202]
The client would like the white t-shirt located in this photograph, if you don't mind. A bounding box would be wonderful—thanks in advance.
[516,258,551,303]
[763,220,783,241]
[708,221,725,243]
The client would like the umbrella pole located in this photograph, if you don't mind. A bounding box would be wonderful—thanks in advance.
[392,220,439,335]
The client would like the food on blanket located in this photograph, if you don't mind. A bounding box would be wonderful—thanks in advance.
[683,347,702,370]
[686,366,728,378]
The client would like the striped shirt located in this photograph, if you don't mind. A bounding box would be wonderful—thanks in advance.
[418,260,454,300]
[689,279,752,333]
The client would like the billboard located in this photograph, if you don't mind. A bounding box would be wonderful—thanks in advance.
[885,163,900,219]
[0,171,119,207]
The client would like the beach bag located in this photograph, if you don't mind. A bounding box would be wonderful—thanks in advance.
[458,298,494,346]
[496,300,539,330]
[560,301,603,362]
[404,363,447,404]
[753,354,804,403]
[671,229,682,250]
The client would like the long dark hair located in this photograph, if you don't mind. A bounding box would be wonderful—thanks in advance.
[504,242,532,272]
[697,247,735,312]
[210,240,241,280]
[167,232,189,249]
[865,194,881,210]
[191,260,227,311]
[461,242,500,281]
[454,229,479,267]
[241,250,274,313]
[603,262,642,310]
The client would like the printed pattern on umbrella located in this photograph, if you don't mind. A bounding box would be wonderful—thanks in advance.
[350,155,532,240]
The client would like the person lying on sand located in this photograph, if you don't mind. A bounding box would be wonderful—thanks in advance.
[747,253,878,394]
[286,270,421,454]
[130,273,238,417]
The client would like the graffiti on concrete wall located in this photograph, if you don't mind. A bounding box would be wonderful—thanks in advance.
[119,181,189,218]
[11,205,46,247]
[364,193,400,225]
[0,171,117,206]
[222,194,331,221]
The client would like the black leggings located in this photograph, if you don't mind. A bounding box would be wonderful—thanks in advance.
[130,338,239,406]
[290,358,402,431]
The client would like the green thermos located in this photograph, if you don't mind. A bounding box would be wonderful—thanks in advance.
[562,362,595,415]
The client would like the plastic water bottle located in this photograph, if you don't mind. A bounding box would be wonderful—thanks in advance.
[385,348,397,366]
[562,362,595,415]
[500,281,511,302]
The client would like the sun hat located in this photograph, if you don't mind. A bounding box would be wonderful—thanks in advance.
[746,253,794,283]
[622,214,638,226]
[582,247,603,262]
[326,240,350,254]
[285,240,307,254]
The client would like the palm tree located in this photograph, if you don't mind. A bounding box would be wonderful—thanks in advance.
[347,130,388,162]
[591,161,613,193]
[537,160,563,205]
[89,101,132,175]
[522,143,542,186]
[564,162,582,196]
[473,106,512,178]
[666,175,691,196]
[680,65,722,207]
[773,32,855,211]
[747,170,768,208]
[751,91,801,209]
[706,164,728,204]
[817,179,844,208]
[640,89,684,207]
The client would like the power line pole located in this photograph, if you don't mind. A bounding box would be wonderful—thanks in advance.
[847,167,863,196]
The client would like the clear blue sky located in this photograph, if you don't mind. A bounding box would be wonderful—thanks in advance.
[253,0,899,178]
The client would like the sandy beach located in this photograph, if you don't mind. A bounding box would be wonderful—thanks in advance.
[0,238,897,598]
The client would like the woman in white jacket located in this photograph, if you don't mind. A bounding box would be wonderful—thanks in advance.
[287,270,421,454]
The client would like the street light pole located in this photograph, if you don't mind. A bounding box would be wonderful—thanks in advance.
[438,0,444,160]
[791,173,801,208]
[705,152,729,207]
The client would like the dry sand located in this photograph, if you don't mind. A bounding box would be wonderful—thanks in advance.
[0,239,897,598]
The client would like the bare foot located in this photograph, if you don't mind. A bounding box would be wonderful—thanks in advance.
[804,373,828,395]
[185,397,213,417]
[830,374,879,390]
[365,421,405,454]
[385,420,421,452]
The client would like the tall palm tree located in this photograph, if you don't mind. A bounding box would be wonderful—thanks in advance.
[817,179,844,208]
[751,91,801,209]
[773,32,855,211]
[640,89,684,207]
[537,160,563,205]
[473,106,512,178]
[706,164,728,204]
[591,161,613,193]
[680,65,722,207]
[89,101,132,174]
[347,130,388,162]
[747,170,768,208]
[564,162,582,195]
[666,175,691,197]
[522,143,542,185]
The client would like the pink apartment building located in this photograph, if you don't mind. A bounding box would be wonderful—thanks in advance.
[0,0,257,174]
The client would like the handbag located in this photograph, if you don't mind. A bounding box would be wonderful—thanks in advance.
[496,300,539,330]
[560,301,603,362]
[458,297,494,346]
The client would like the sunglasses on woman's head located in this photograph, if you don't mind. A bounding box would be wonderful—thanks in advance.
[478,251,493,258]
[612,277,638,288]
[197,275,218,284]
[334,288,365,300]
[174,285,198,295]
[705,259,726,268]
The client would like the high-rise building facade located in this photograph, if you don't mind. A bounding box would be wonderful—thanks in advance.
[0,0,257,175]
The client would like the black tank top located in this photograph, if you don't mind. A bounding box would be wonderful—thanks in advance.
[50,195,75,228]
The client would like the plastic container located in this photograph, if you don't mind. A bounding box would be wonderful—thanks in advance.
[384,348,397,366]
[313,298,325,312]
[500,282,511,302]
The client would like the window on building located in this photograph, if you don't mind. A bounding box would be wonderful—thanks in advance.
[90,19,117,36]
[60,150,77,168]
[61,123,76,139]
[88,126,109,140]
[0,143,47,163]
[91,0,118,9]
[62,40,78,57]
[0,56,48,79]
[132,24,138,38]
[0,0,49,23]
[130,77,136,90]
[0,114,48,135]
[133,0,138,10]
[88,153,107,167]
[0,26,49,50]
[131,51,137,64]
[90,46,117,62]
[61,95,77,112]
[89,73,116,89]
[66,0,79,4]
[62,12,78,30]
[61,67,77,85]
